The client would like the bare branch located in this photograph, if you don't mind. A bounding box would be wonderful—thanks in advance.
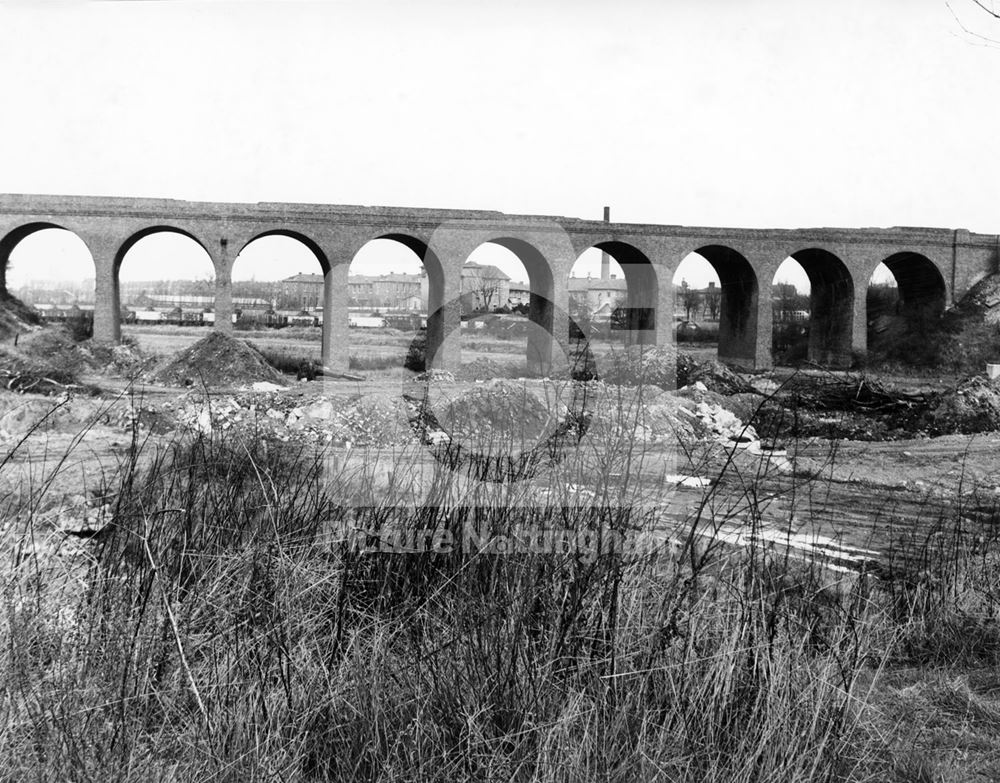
[971,0,1000,19]
[946,0,1000,46]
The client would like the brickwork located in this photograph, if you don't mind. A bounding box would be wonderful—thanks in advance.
[0,193,996,371]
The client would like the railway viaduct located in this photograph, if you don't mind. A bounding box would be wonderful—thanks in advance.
[0,193,997,372]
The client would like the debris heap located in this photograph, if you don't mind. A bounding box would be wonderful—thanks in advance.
[153,332,288,388]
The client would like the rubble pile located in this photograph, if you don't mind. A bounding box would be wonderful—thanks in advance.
[428,381,559,447]
[952,273,1000,325]
[775,374,925,420]
[153,332,288,389]
[750,372,1000,440]
[692,401,759,445]
[455,358,521,381]
[168,390,413,446]
[411,369,456,384]
[89,342,152,379]
[677,355,757,395]
[919,377,1000,435]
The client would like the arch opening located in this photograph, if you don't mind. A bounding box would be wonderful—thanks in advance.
[2,224,94,303]
[227,232,331,377]
[866,253,947,363]
[775,249,854,367]
[346,235,441,376]
[674,246,759,368]
[1,224,95,334]
[460,239,554,377]
[568,247,628,358]
[591,242,659,341]
[115,230,216,350]
[878,252,946,319]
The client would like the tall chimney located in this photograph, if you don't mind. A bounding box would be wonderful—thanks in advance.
[601,206,610,281]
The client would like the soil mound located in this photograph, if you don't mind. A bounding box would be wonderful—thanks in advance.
[0,294,42,340]
[0,344,84,394]
[954,273,1000,324]
[920,377,1000,435]
[16,329,97,374]
[435,381,556,447]
[153,332,288,388]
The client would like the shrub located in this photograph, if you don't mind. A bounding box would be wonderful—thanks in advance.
[66,311,93,342]
[405,329,427,372]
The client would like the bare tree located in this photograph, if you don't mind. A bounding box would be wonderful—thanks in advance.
[704,283,721,321]
[678,279,703,321]
[475,279,501,311]
[462,275,501,314]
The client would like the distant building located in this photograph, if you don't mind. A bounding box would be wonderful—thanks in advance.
[279,273,326,309]
[569,274,627,319]
[507,282,530,307]
[460,263,510,312]
[278,272,429,312]
[350,273,429,311]
[280,265,512,314]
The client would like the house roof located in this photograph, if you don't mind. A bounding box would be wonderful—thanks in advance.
[568,277,628,292]
[348,274,424,286]
[462,263,510,282]
[282,273,324,284]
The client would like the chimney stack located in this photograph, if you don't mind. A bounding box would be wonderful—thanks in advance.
[601,206,610,281]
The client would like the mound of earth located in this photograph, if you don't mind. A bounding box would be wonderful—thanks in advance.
[15,328,100,375]
[0,325,108,393]
[920,377,1000,435]
[153,332,288,388]
[0,344,85,394]
[434,381,558,448]
[595,348,756,396]
[0,293,42,340]
[954,273,1000,324]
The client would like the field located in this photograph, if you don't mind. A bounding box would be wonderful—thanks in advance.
[3,323,1000,781]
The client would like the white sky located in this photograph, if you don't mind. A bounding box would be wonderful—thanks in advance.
[4,0,999,291]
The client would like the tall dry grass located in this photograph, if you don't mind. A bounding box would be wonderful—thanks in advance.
[0,386,996,781]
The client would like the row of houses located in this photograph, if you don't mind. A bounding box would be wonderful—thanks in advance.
[280,268,632,316]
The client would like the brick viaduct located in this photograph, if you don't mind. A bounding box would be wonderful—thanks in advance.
[1,193,997,372]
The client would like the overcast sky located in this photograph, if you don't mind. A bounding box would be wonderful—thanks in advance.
[4,0,999,289]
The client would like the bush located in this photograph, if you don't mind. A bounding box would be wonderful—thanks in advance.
[66,311,93,342]
[251,344,322,380]
[405,329,427,372]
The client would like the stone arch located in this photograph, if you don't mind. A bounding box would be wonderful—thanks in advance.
[687,245,760,367]
[463,236,558,375]
[786,248,855,367]
[578,241,661,343]
[111,226,215,340]
[346,233,447,372]
[0,222,94,297]
[115,225,212,273]
[877,251,947,320]
[236,229,330,274]
[230,229,337,369]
